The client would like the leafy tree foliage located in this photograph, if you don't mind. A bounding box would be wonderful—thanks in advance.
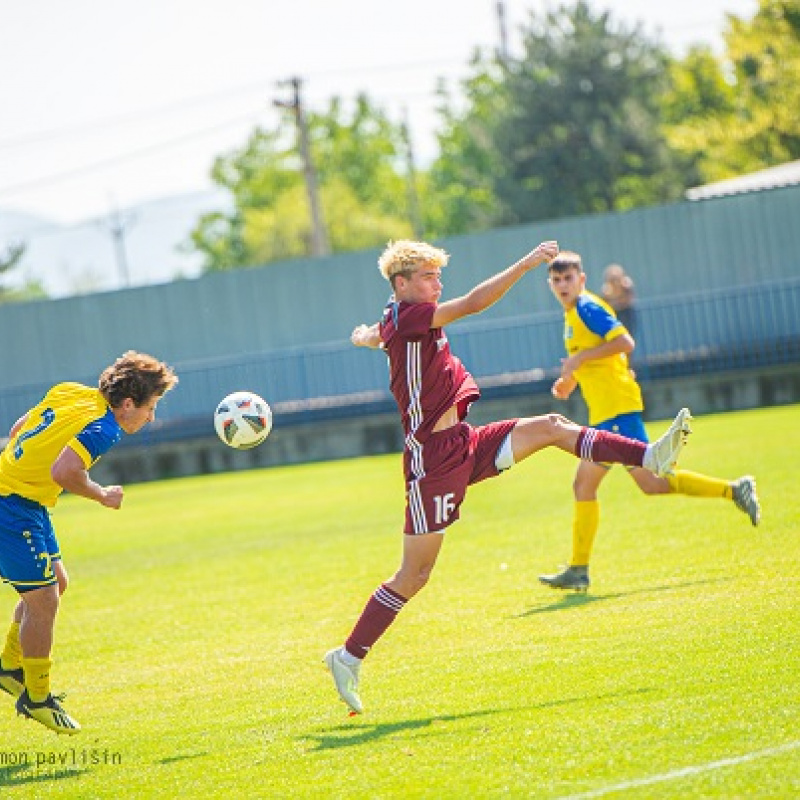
[429,2,685,229]
[190,95,413,271]
[495,2,685,221]
[190,1,800,267]
[664,0,800,181]
[425,61,508,236]
[0,242,46,303]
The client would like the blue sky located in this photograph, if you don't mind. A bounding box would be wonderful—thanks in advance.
[1,0,758,224]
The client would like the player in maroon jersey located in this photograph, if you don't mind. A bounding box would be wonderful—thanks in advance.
[324,239,691,714]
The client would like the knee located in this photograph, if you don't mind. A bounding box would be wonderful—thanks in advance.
[407,569,432,596]
[535,412,572,443]
[546,412,571,431]
[392,565,434,598]
[22,586,60,621]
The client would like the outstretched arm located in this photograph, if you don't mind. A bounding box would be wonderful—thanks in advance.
[432,240,558,328]
[351,323,382,349]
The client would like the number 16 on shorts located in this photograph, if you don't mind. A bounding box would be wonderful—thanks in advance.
[433,493,456,525]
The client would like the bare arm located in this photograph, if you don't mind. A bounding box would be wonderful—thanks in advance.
[432,240,558,328]
[560,333,634,378]
[8,413,29,439]
[351,323,382,349]
[51,447,124,509]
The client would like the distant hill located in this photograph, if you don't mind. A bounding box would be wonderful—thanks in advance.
[0,189,231,298]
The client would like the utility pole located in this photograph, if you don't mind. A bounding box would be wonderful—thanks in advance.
[274,77,330,258]
[100,197,134,288]
[496,0,510,66]
[400,109,424,240]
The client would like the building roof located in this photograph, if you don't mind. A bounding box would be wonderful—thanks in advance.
[686,159,800,201]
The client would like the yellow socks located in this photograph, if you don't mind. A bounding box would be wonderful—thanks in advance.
[571,500,600,566]
[22,657,52,703]
[666,470,732,499]
[0,621,22,671]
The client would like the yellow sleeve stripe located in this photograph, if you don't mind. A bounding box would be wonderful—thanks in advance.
[68,439,94,469]
[605,325,628,342]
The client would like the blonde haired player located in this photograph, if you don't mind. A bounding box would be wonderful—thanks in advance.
[324,239,693,714]
[540,251,760,592]
[0,351,177,734]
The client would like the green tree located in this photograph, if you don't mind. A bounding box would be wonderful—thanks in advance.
[190,94,413,272]
[0,242,47,303]
[494,1,684,222]
[428,2,686,231]
[425,60,508,236]
[664,0,800,182]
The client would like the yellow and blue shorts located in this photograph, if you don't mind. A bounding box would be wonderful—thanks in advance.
[0,494,60,593]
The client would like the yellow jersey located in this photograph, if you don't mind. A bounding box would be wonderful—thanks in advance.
[0,383,122,507]
[563,291,643,426]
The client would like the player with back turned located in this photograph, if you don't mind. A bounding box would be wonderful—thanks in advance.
[323,239,693,715]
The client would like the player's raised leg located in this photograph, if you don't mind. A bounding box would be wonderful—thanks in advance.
[509,408,691,477]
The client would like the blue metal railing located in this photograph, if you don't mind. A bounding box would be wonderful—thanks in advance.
[2,278,798,445]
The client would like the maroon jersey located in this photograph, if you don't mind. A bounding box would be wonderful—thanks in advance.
[380,300,480,449]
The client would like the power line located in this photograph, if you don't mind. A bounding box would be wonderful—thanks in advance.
[0,55,474,153]
[0,112,259,199]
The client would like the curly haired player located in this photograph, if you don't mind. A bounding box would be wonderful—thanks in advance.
[0,351,177,734]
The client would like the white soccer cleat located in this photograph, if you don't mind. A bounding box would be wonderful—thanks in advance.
[324,646,363,715]
[644,408,692,477]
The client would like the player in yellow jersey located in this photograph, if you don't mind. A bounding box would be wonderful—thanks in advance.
[0,351,177,734]
[539,251,760,592]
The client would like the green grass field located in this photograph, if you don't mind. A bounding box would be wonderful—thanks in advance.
[1,405,798,799]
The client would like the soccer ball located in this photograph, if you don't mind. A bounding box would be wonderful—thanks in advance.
[214,391,273,449]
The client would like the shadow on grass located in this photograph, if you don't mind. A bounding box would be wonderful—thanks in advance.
[0,763,87,788]
[517,577,735,617]
[302,687,654,751]
[157,752,208,765]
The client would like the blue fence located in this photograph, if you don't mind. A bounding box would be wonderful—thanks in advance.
[2,278,798,446]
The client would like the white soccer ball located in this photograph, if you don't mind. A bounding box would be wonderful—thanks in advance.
[214,391,273,449]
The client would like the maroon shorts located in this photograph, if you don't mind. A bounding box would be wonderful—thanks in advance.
[403,419,518,534]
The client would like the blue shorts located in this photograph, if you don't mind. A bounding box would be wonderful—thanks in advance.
[595,411,649,443]
[0,494,60,593]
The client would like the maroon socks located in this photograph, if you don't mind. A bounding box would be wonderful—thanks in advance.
[345,584,407,659]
